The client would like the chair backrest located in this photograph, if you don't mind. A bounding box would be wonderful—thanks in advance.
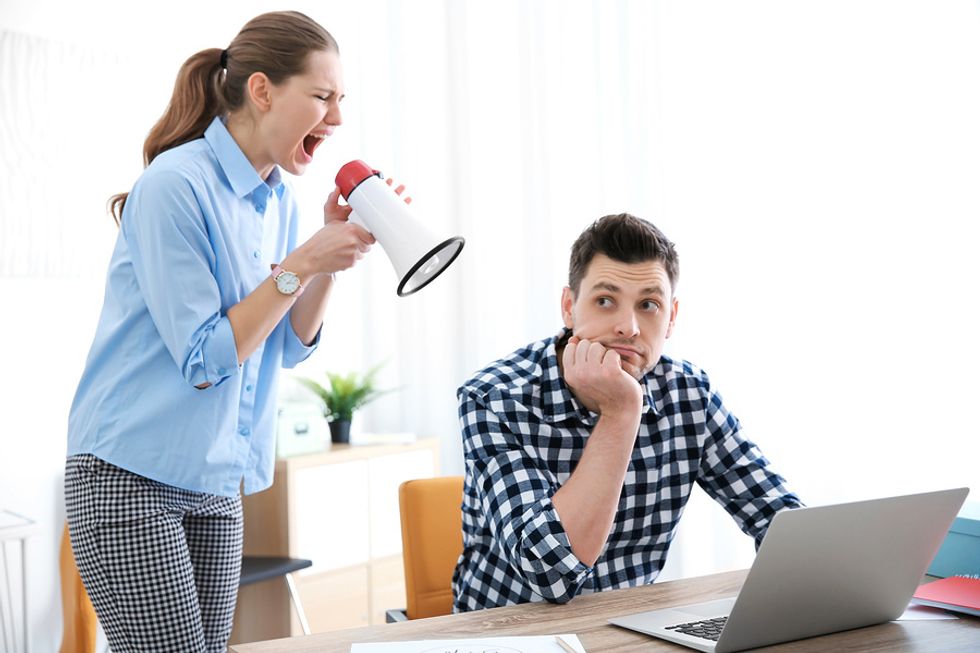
[398,476,464,619]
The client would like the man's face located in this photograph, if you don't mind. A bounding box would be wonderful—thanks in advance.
[561,254,678,380]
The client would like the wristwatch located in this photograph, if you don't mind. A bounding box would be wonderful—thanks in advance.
[271,265,304,297]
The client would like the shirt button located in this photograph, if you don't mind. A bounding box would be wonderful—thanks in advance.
[252,250,260,259]
[245,384,253,392]
[239,426,250,437]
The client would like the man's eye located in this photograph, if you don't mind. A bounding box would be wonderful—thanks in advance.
[597,297,613,307]
[641,300,660,311]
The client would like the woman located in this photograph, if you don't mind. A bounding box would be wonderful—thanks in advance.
[65,11,375,652]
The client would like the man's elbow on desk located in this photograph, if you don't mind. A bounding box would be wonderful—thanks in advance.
[512,548,593,604]
[522,572,588,605]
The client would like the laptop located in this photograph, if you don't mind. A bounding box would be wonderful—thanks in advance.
[609,487,969,653]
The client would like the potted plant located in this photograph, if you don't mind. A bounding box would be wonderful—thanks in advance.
[298,363,389,444]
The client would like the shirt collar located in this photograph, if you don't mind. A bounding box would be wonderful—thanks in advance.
[540,327,660,424]
[204,117,285,200]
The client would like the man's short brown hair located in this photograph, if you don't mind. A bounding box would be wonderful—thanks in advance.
[568,213,679,294]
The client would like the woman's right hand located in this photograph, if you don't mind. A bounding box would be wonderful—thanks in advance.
[288,220,376,277]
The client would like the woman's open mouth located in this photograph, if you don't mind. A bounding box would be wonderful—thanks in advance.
[302,132,327,159]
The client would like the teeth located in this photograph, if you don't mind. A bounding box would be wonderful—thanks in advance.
[310,133,327,139]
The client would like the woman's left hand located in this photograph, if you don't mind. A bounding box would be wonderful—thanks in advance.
[385,178,413,205]
[323,187,354,224]
[323,178,413,226]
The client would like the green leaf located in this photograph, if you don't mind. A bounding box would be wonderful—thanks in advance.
[298,363,392,422]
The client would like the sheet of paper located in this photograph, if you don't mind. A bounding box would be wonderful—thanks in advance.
[350,633,586,653]
[894,604,959,621]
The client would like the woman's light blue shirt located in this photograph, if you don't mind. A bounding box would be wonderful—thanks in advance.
[68,117,318,497]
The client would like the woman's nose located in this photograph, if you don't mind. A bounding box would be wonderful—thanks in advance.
[325,102,342,127]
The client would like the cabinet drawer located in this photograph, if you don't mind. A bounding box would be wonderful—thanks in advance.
[292,459,370,573]
[297,565,371,633]
[237,438,440,639]
[368,450,437,558]
[369,554,407,625]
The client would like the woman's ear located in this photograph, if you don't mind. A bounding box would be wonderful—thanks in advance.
[246,72,273,112]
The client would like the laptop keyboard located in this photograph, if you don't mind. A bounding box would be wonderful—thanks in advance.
[665,616,728,641]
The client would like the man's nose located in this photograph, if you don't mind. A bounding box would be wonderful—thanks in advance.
[615,311,640,338]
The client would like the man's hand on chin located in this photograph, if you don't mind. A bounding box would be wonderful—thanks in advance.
[561,335,642,417]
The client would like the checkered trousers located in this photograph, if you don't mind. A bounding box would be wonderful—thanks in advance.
[65,454,243,652]
[452,330,803,612]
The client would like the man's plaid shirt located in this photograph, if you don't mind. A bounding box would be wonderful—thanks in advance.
[452,329,802,612]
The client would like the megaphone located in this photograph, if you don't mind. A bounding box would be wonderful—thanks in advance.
[336,160,465,296]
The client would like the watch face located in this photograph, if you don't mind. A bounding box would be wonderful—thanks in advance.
[276,271,301,295]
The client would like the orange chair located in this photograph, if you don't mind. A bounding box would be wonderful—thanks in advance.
[388,476,464,621]
[59,522,98,653]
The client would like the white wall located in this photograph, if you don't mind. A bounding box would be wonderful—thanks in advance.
[2,1,979,650]
[654,0,980,579]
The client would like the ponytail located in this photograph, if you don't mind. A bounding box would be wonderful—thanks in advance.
[109,11,337,226]
[109,49,224,225]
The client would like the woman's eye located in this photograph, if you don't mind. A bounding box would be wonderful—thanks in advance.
[315,95,330,102]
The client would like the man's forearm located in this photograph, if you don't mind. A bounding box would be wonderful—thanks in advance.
[551,411,640,566]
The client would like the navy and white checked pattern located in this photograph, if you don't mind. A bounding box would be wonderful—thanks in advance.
[452,329,803,612]
[65,454,243,652]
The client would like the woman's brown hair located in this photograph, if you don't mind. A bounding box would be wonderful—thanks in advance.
[109,11,338,225]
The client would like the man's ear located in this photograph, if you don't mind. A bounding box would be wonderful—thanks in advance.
[561,287,575,330]
[665,297,679,338]
[246,72,273,113]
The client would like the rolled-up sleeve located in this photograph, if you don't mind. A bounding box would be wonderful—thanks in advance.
[123,168,240,388]
[281,316,320,368]
[696,376,804,547]
[461,388,592,603]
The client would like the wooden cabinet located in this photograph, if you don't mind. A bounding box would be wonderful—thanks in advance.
[230,439,439,644]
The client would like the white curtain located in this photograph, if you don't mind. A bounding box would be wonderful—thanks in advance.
[286,0,674,496]
[309,0,980,579]
[3,5,980,647]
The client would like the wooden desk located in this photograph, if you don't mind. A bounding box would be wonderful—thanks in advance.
[230,569,980,652]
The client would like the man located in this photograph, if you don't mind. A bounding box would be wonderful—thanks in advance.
[453,213,802,612]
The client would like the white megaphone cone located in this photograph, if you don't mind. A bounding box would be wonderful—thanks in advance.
[336,160,465,296]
